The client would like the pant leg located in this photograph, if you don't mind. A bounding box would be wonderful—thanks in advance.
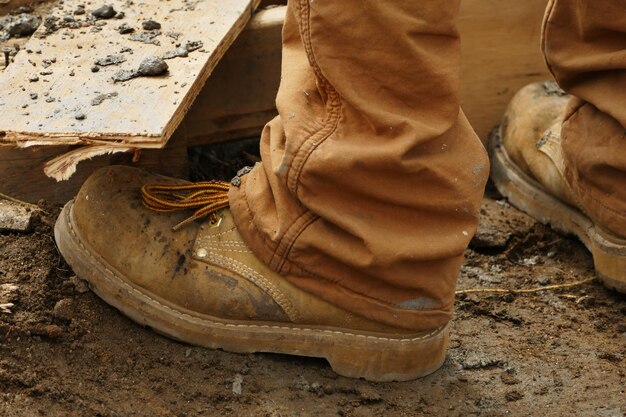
[543,0,626,236]
[229,0,489,331]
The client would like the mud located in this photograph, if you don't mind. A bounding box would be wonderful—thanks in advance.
[94,54,126,67]
[0,142,623,416]
[163,47,189,60]
[113,56,168,82]
[129,30,161,46]
[91,92,118,106]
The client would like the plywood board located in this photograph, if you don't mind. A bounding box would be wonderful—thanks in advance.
[0,0,259,148]
[186,1,551,145]
[459,0,551,141]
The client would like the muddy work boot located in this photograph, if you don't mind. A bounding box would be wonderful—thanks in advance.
[490,81,626,293]
[54,166,449,382]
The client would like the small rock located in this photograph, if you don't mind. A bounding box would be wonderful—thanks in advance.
[74,6,86,15]
[28,75,39,82]
[30,92,38,99]
[91,65,100,73]
[0,283,19,314]
[357,386,382,403]
[112,69,137,82]
[185,40,203,52]
[537,277,550,286]
[184,348,191,357]
[6,14,41,37]
[0,199,36,231]
[118,23,134,34]
[232,374,244,396]
[129,31,161,46]
[91,91,118,106]
[137,56,168,76]
[31,324,64,339]
[114,11,125,19]
[162,47,188,60]
[92,5,116,19]
[505,390,524,402]
[94,54,126,67]
[293,376,310,391]
[74,112,86,120]
[53,298,75,322]
[461,356,503,370]
[142,20,161,30]
[500,372,520,385]
[68,276,90,293]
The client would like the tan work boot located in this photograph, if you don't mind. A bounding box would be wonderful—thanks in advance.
[54,166,449,382]
[490,81,626,293]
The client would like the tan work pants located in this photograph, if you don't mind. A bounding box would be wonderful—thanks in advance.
[544,0,626,237]
[230,0,624,330]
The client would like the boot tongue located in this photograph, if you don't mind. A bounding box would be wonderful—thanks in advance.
[530,123,580,208]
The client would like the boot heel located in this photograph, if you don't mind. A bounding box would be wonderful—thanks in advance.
[591,230,626,293]
[325,326,449,382]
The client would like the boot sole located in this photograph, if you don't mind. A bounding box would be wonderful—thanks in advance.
[490,127,626,293]
[55,200,449,382]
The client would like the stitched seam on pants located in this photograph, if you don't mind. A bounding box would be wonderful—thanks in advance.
[286,0,342,196]
[276,0,342,268]
[275,211,320,273]
[269,209,317,270]
[239,177,311,271]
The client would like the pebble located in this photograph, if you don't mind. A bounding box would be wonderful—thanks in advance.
[162,47,188,60]
[68,276,90,293]
[142,20,161,30]
[94,54,126,67]
[74,112,86,120]
[91,65,100,73]
[505,390,524,402]
[92,5,116,19]
[5,14,41,37]
[137,56,168,76]
[53,299,74,322]
[118,24,134,34]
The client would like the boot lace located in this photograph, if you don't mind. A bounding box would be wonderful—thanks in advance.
[140,181,230,231]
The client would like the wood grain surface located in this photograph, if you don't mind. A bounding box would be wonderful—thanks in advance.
[0,0,258,147]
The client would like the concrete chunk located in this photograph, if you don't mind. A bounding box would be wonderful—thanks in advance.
[0,199,35,232]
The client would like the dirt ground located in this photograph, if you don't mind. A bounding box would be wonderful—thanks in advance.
[1,143,625,416]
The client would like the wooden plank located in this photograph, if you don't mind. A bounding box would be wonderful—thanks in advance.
[185,5,283,145]
[186,1,551,145]
[459,0,551,142]
[0,0,257,147]
[0,128,189,204]
[0,1,552,204]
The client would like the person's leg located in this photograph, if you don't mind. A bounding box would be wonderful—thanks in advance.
[229,0,489,330]
[543,0,626,236]
[54,0,488,381]
[491,0,626,292]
